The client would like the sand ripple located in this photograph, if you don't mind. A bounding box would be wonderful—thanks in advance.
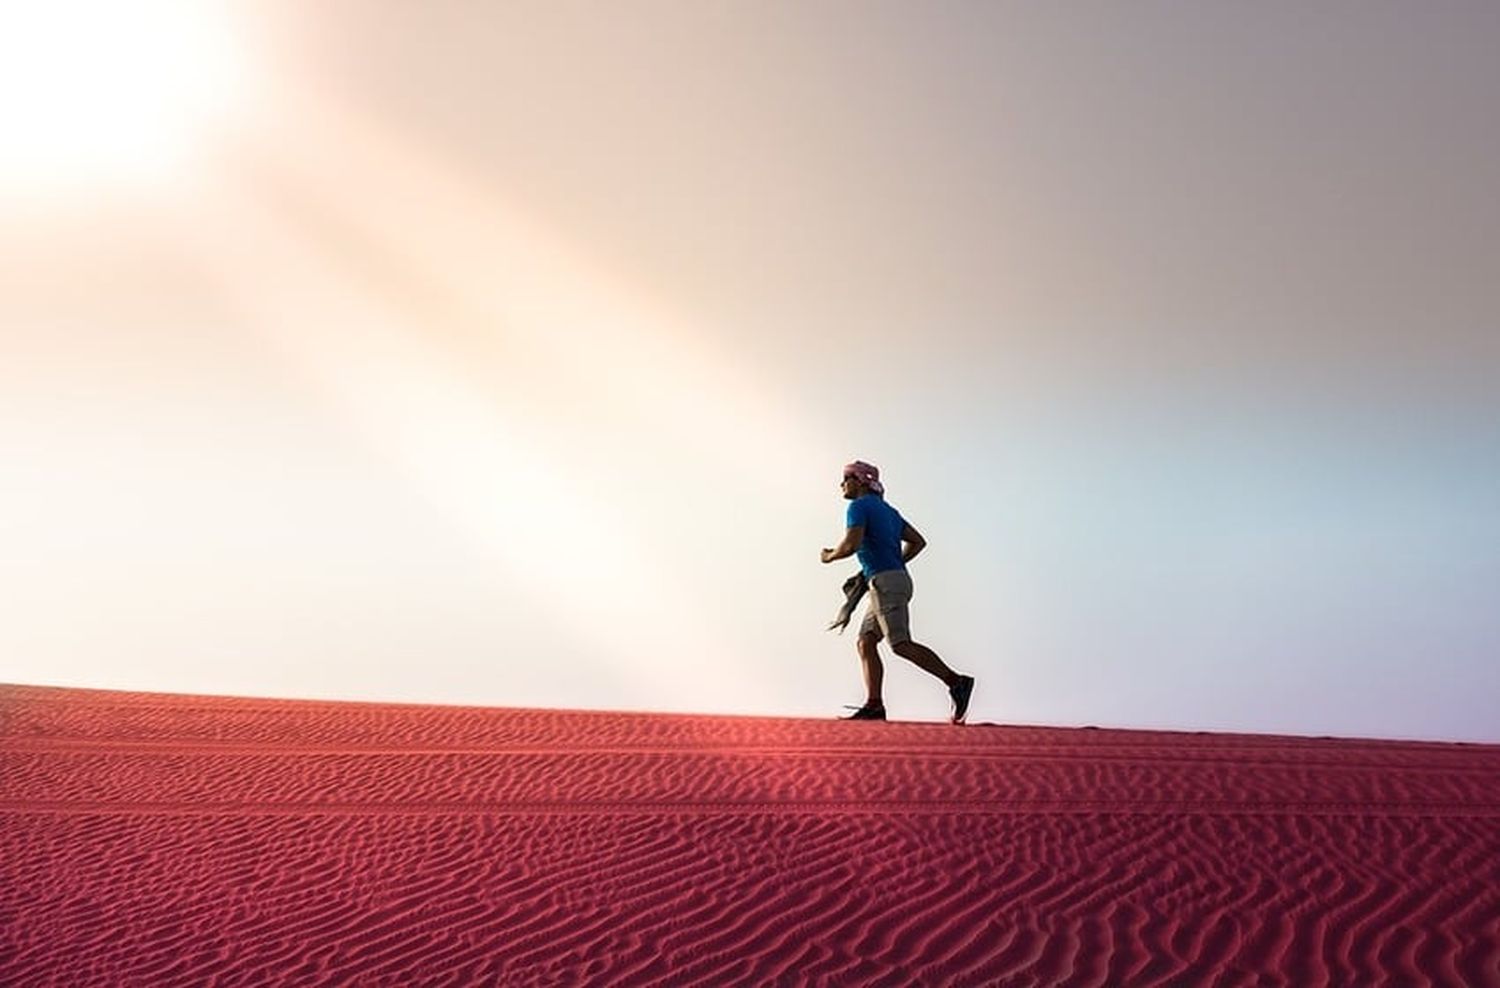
[3,684,1497,986]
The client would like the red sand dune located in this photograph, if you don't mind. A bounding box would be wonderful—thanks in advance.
[3,684,1498,986]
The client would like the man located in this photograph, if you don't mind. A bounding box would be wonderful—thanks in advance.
[821,460,975,723]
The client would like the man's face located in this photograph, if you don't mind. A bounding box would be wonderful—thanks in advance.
[840,474,864,500]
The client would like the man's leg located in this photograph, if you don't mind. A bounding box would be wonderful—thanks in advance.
[891,639,959,688]
[878,572,956,687]
[893,638,976,724]
[857,632,884,705]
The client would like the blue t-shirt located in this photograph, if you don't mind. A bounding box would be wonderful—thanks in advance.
[846,494,907,577]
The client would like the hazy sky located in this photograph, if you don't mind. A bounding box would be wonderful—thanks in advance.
[3,2,1497,741]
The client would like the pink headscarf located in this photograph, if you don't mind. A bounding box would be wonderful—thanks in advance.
[843,460,884,495]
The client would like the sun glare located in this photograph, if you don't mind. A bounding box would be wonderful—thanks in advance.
[150,91,831,710]
[0,0,249,194]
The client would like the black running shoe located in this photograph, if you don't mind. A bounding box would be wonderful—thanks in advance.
[842,703,887,721]
[949,675,975,725]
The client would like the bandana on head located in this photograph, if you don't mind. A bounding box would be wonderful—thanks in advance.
[843,460,883,495]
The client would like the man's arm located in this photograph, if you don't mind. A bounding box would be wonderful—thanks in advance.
[900,521,926,563]
[820,525,865,564]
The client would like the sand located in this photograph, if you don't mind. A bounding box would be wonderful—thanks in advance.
[2,684,1497,986]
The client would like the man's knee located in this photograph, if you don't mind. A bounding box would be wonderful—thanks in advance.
[890,638,917,656]
[857,634,881,657]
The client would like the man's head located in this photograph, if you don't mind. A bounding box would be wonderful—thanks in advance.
[841,460,883,500]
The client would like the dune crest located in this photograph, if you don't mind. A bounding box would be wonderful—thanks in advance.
[3,684,1498,986]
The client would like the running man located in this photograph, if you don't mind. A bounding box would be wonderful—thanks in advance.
[821,460,975,723]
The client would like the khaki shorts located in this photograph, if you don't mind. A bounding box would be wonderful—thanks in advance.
[858,568,913,646]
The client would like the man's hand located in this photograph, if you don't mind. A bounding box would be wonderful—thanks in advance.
[820,547,837,564]
[900,521,927,564]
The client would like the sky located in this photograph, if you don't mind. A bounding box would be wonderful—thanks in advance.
[2,1,1497,742]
